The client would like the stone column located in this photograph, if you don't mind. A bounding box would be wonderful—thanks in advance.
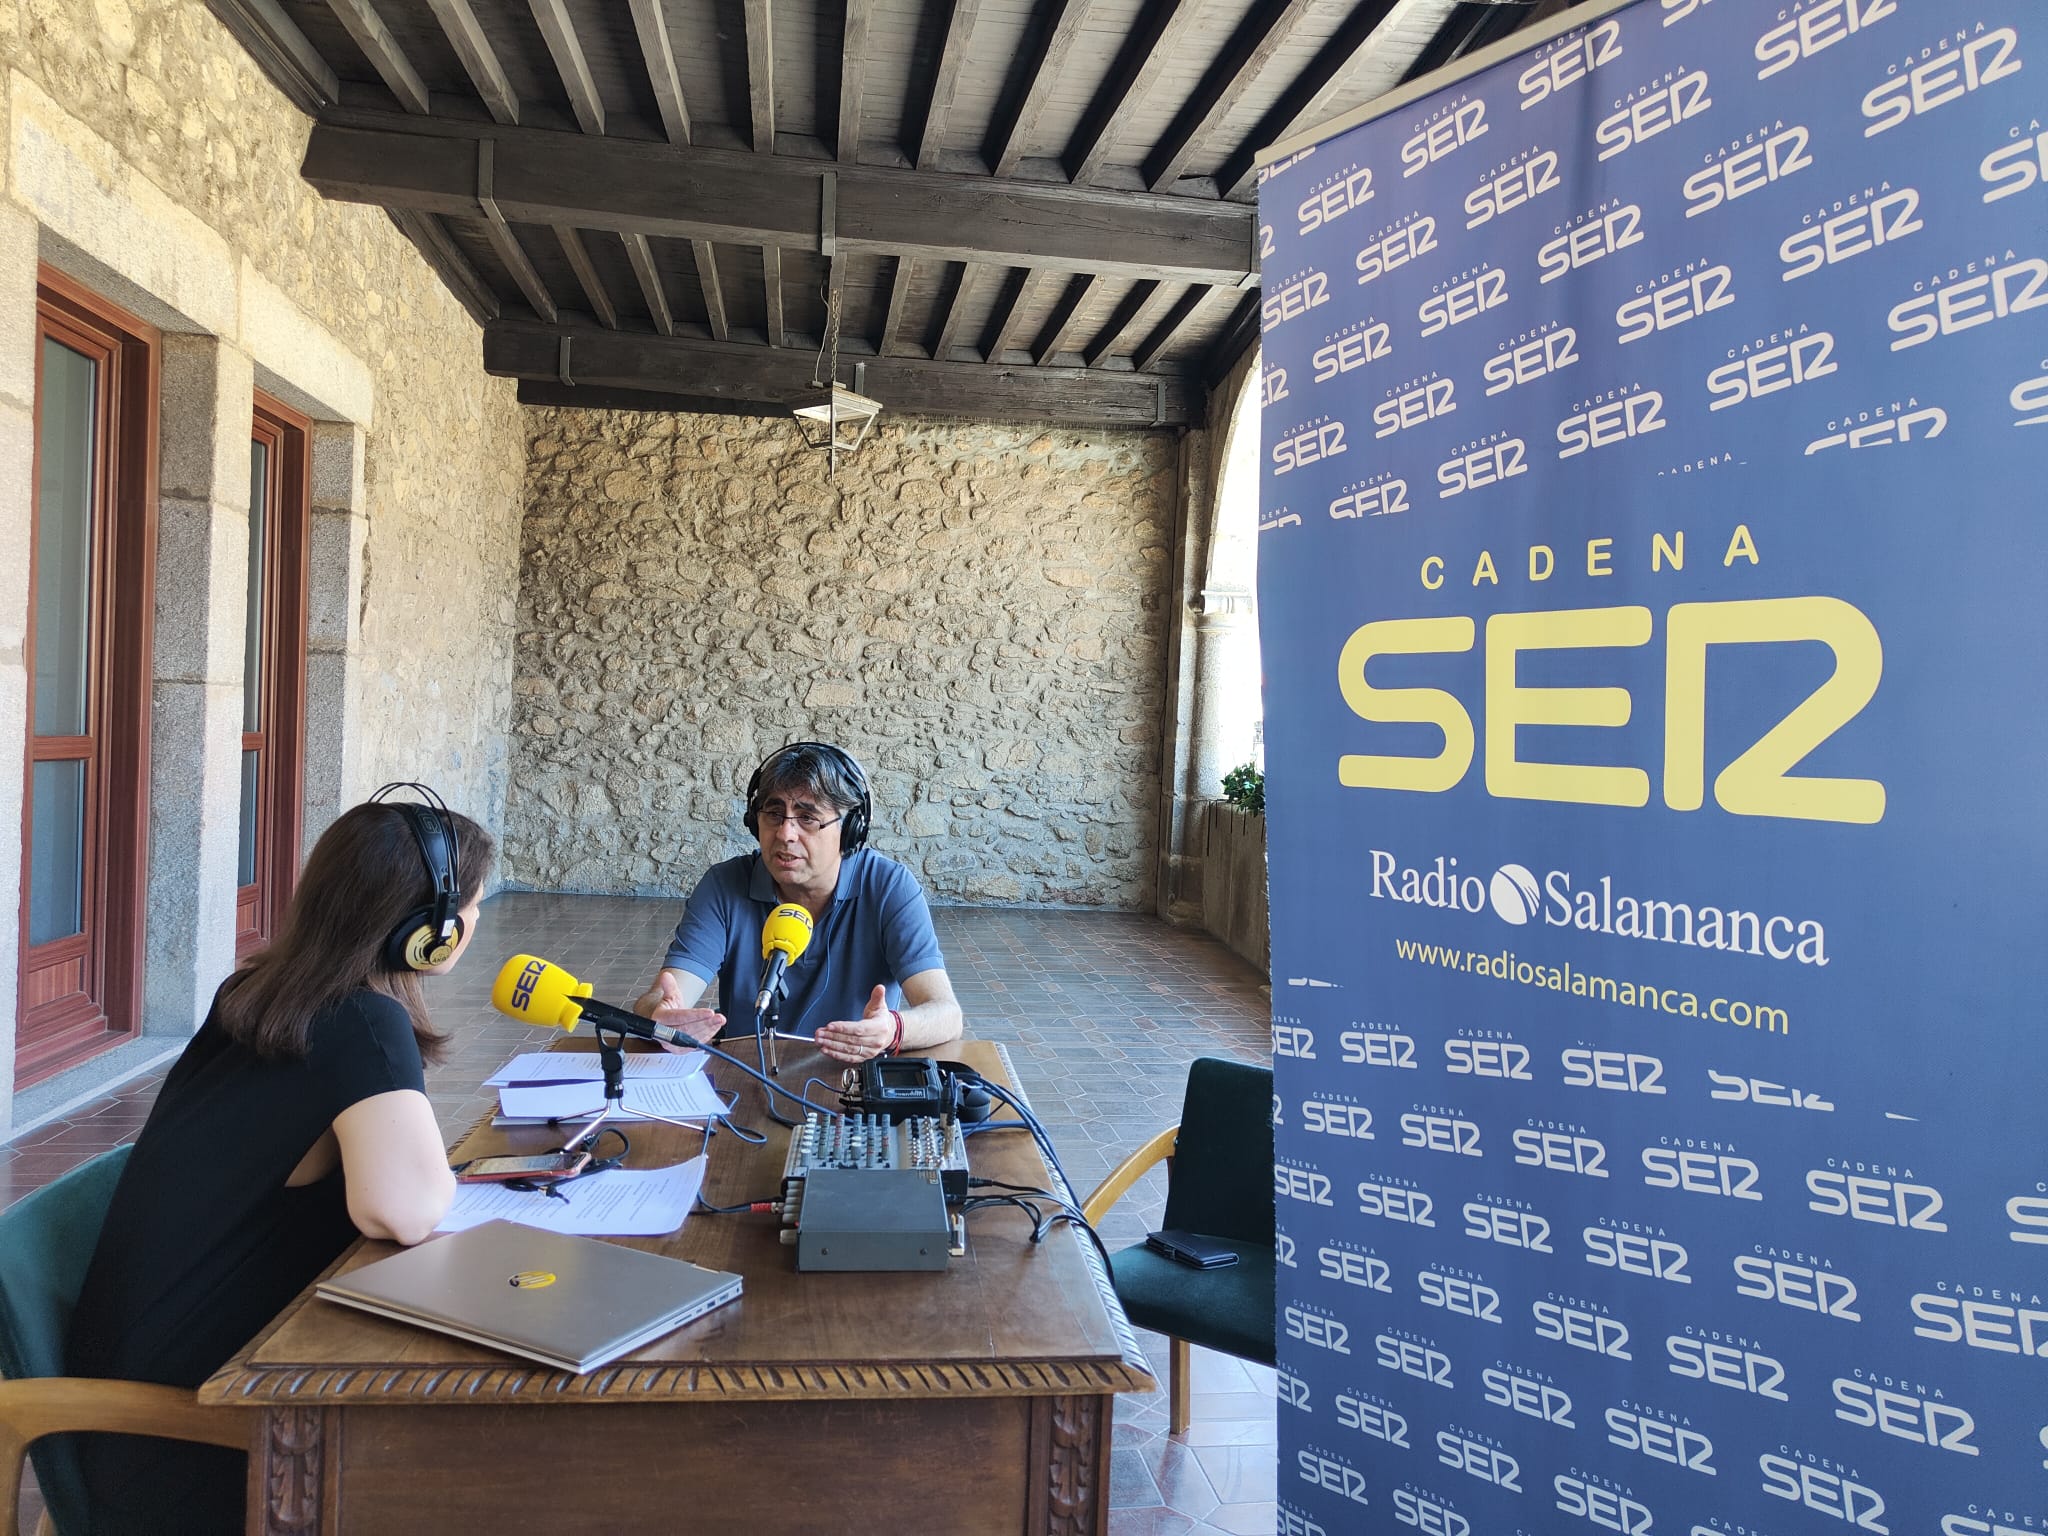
[145,334,253,1037]
[1187,586,1257,799]
[302,420,367,852]
[0,205,42,1132]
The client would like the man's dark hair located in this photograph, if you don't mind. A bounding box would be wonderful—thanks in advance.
[756,742,866,816]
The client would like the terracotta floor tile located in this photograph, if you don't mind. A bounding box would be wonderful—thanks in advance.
[1179,1418,1276,1448]
[1111,1444,1165,1509]
[1189,1445,1279,1506]
[1109,1510,1200,1536]
[1202,1504,1278,1535]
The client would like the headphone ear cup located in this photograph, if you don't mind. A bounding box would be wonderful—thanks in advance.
[387,909,461,972]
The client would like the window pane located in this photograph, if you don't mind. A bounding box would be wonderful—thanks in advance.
[28,758,86,945]
[34,338,98,738]
[244,438,268,731]
[237,747,260,887]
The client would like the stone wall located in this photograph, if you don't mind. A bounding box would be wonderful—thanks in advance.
[509,409,1178,908]
[0,0,526,828]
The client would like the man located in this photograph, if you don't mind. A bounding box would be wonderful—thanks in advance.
[635,741,963,1065]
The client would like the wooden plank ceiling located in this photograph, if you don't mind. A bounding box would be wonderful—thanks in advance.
[211,0,1558,427]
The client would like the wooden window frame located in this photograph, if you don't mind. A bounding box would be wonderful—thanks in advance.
[236,394,311,959]
[17,268,158,1087]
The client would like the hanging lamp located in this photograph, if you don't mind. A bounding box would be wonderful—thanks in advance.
[789,266,882,475]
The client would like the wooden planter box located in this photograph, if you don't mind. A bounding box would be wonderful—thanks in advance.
[1200,803,1269,976]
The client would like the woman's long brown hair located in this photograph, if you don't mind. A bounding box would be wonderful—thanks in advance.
[216,802,495,1061]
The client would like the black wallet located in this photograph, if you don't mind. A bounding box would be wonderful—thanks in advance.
[1146,1229,1240,1269]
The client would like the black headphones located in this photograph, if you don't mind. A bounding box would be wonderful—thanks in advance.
[743,742,872,852]
[371,782,464,972]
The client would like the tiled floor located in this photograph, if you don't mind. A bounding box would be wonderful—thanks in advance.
[5,894,1276,1534]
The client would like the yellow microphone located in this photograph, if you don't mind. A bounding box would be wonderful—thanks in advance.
[491,953,697,1048]
[755,903,814,1014]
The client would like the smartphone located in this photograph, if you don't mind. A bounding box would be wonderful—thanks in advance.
[1145,1229,1240,1270]
[457,1150,591,1183]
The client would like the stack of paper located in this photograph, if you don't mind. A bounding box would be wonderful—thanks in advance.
[485,1050,709,1087]
[436,1157,708,1236]
[485,1048,731,1125]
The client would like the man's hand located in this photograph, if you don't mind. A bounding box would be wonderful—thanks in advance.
[814,984,894,1064]
[650,970,724,1051]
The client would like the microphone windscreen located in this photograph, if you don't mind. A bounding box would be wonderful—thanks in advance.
[761,903,814,962]
[490,953,591,1031]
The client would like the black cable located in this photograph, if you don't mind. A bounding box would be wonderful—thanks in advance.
[696,1191,782,1214]
[945,1078,1118,1272]
[960,1194,1045,1223]
[676,1034,844,1118]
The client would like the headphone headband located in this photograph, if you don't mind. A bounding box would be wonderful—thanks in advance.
[370,782,463,969]
[745,742,873,852]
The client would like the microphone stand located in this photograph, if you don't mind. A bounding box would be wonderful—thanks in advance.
[561,1022,725,1157]
[753,979,805,1128]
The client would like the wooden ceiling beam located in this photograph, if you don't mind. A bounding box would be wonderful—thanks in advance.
[745,0,776,153]
[527,0,606,135]
[475,141,556,323]
[627,0,693,144]
[1133,284,1214,371]
[915,0,983,170]
[987,0,1092,178]
[325,0,429,114]
[1065,0,1200,184]
[932,264,981,361]
[692,240,730,342]
[489,323,1198,426]
[838,0,871,162]
[1216,0,1404,200]
[984,268,1045,360]
[1085,278,1173,367]
[554,226,615,328]
[204,1,338,115]
[1144,0,1317,192]
[424,0,519,124]
[1201,289,1262,387]
[390,210,498,325]
[879,257,917,356]
[763,246,785,346]
[482,222,556,324]
[304,120,1257,285]
[1034,273,1103,366]
[622,232,674,336]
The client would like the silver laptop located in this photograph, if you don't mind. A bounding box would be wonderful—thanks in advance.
[317,1220,742,1374]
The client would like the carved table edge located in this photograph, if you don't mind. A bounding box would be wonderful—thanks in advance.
[198,1356,1157,1406]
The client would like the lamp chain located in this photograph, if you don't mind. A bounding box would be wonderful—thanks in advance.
[812,272,841,390]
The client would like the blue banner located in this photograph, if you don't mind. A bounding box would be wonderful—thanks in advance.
[1256,1,2047,1532]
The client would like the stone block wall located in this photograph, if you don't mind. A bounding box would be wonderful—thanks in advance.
[509,409,1179,908]
[0,0,525,829]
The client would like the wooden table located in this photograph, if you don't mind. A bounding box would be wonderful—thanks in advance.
[201,1040,1154,1535]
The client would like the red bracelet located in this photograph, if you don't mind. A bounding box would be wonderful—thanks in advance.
[887,1009,905,1056]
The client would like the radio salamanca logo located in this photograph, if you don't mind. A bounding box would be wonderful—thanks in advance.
[1369,850,1829,966]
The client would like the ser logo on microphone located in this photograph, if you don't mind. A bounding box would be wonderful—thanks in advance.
[509,958,545,1011]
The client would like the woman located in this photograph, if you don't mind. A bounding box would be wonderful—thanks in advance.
[67,791,493,1535]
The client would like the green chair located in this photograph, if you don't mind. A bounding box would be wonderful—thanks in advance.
[1082,1057,1274,1433]
[0,1145,253,1536]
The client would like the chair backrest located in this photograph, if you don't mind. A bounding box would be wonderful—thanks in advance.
[0,1143,133,1536]
[1161,1057,1274,1247]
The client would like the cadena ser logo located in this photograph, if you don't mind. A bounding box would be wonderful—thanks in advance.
[1368,849,1831,964]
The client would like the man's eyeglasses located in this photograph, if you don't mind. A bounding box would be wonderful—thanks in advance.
[757,806,843,833]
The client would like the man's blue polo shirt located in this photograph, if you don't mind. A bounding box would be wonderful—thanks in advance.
[662,848,947,1036]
